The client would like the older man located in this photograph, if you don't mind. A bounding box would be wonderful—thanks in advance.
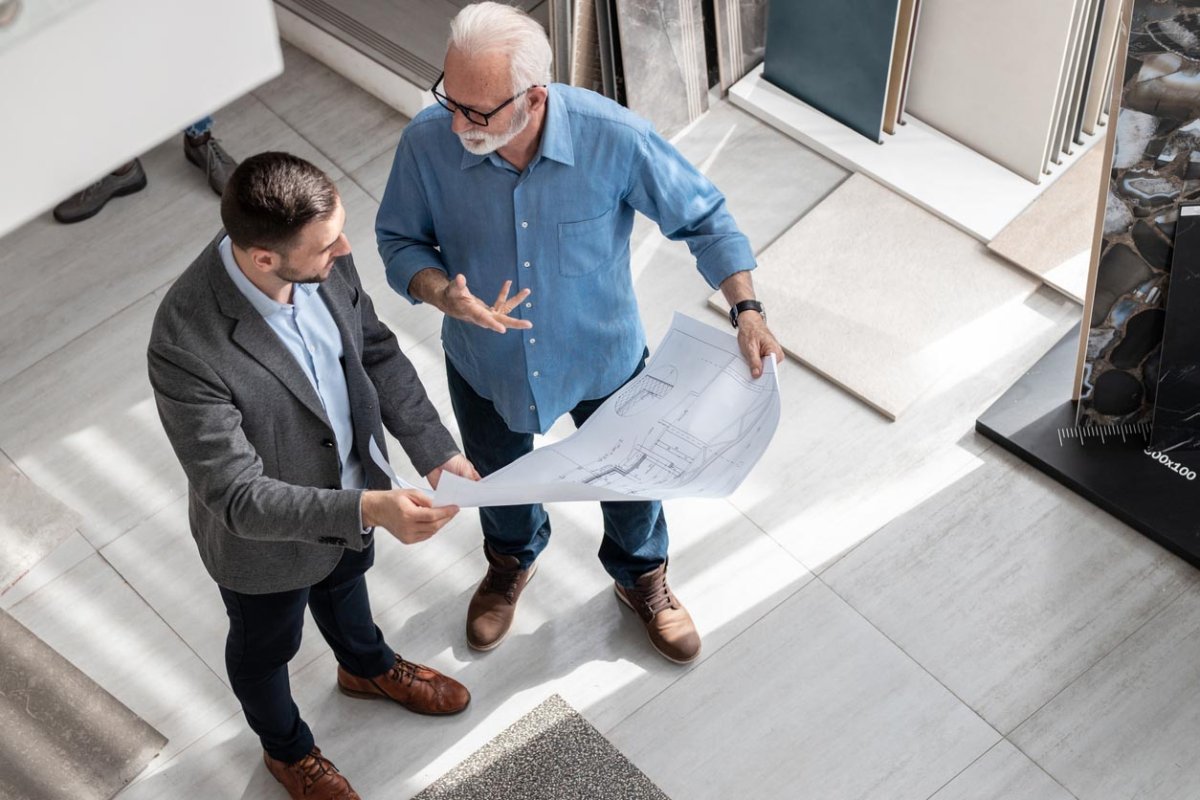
[150,152,477,800]
[376,2,782,664]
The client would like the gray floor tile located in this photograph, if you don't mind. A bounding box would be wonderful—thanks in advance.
[117,496,808,798]
[824,449,1195,733]
[0,531,94,611]
[348,145,396,205]
[928,740,1074,800]
[254,42,409,176]
[608,580,1000,800]
[8,554,240,770]
[0,292,186,549]
[1012,582,1200,800]
[210,91,345,180]
[0,451,81,593]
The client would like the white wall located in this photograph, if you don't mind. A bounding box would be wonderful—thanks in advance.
[0,0,283,237]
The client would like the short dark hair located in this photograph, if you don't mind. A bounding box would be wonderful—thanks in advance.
[220,152,339,252]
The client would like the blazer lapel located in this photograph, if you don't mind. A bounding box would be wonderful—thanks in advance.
[206,238,332,428]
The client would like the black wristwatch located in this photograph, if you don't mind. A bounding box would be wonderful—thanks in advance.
[729,300,765,329]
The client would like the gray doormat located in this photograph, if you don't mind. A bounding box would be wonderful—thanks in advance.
[0,610,166,800]
[415,694,669,800]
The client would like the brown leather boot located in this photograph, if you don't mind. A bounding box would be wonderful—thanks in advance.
[614,563,701,664]
[466,543,537,651]
[337,653,470,715]
[263,747,360,800]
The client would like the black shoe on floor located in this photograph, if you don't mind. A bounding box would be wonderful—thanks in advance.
[183,133,237,197]
[52,160,148,224]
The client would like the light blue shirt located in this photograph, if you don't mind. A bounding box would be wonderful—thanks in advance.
[219,236,366,491]
[376,83,755,434]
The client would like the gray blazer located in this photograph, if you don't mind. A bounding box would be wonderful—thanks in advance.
[148,233,459,594]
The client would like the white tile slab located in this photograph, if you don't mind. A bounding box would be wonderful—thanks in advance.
[1082,0,1124,135]
[0,292,186,549]
[824,449,1196,733]
[254,42,409,177]
[0,451,82,593]
[608,580,1000,800]
[0,531,94,611]
[708,173,1058,420]
[730,66,1102,241]
[117,495,809,798]
[7,553,240,770]
[929,740,1074,800]
[988,143,1106,303]
[1012,582,1200,800]
[906,0,1079,182]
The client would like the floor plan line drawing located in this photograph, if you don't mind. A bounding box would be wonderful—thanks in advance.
[433,313,782,508]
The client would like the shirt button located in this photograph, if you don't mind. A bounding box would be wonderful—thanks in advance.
[525,302,532,308]
[532,371,540,377]
[529,337,536,344]
[521,221,529,228]
[529,404,536,411]
[523,261,531,268]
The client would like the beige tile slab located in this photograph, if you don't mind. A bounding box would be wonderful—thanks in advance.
[0,451,82,593]
[608,580,1000,800]
[117,496,809,798]
[929,740,1074,800]
[1012,582,1200,800]
[988,144,1106,303]
[0,292,186,549]
[824,448,1196,733]
[708,173,1054,420]
[0,531,94,611]
[906,0,1080,182]
[7,554,240,770]
[254,42,409,176]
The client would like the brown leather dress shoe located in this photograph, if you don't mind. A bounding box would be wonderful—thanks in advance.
[337,653,470,715]
[263,747,360,800]
[614,562,701,664]
[466,543,537,651]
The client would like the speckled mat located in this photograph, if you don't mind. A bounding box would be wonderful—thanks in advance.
[414,695,670,800]
[0,610,165,800]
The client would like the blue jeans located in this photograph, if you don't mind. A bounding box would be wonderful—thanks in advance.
[218,541,393,763]
[446,352,669,588]
[183,115,213,138]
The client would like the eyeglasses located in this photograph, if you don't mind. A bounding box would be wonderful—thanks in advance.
[431,72,541,127]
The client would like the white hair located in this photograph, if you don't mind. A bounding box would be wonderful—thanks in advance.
[448,2,553,95]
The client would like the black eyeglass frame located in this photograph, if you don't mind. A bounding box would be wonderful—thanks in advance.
[431,72,542,127]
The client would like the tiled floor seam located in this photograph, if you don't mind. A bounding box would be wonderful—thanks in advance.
[1000,736,1083,800]
[249,89,398,185]
[598,578,811,738]
[119,706,246,792]
[919,743,994,800]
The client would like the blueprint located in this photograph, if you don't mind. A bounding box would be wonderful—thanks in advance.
[433,312,781,507]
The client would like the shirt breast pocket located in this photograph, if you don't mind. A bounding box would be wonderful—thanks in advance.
[557,209,615,277]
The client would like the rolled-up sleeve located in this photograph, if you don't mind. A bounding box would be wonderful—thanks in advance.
[376,133,448,304]
[624,128,756,289]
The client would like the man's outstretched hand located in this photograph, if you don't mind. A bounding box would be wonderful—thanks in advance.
[440,274,532,333]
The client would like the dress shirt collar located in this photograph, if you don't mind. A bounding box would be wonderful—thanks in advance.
[459,84,574,172]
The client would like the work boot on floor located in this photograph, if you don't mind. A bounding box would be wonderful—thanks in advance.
[466,543,537,651]
[263,747,360,800]
[52,160,147,224]
[183,131,238,196]
[614,562,701,664]
[337,653,470,715]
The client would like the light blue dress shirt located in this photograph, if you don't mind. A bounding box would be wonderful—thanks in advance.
[219,236,366,491]
[376,83,755,434]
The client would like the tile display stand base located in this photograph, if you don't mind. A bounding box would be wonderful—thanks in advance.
[730,65,1103,242]
[977,325,1200,569]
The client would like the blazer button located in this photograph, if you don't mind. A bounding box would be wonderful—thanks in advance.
[321,439,335,448]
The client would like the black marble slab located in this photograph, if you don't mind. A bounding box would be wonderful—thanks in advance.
[762,0,901,143]
[1152,203,1200,450]
[0,610,166,800]
[415,694,669,799]
[979,324,1200,568]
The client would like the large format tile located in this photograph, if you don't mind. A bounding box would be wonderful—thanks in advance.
[209,91,344,180]
[0,451,82,594]
[0,292,186,548]
[608,580,999,800]
[118,496,808,798]
[0,531,94,611]
[7,554,240,770]
[1012,582,1200,800]
[254,42,409,176]
[825,448,1196,733]
[708,173,1060,420]
[929,740,1074,800]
